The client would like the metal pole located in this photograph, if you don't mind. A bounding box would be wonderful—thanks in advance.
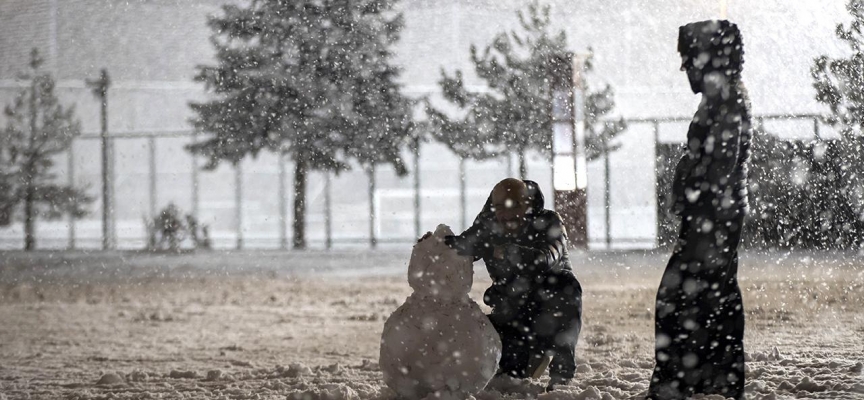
[325,172,332,249]
[604,138,611,249]
[109,136,116,248]
[550,157,555,212]
[570,53,589,248]
[278,152,288,250]
[235,162,243,250]
[459,157,467,230]
[572,55,588,190]
[813,117,821,140]
[653,121,660,147]
[87,69,113,250]
[148,136,157,217]
[101,82,111,249]
[369,165,377,248]
[67,144,75,250]
[413,136,421,238]
[653,120,660,248]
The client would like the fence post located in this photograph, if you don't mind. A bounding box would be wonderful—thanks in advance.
[325,172,332,249]
[459,157,467,230]
[148,136,157,217]
[653,120,660,248]
[813,116,821,140]
[191,131,199,220]
[413,136,421,239]
[235,162,243,250]
[67,144,76,250]
[604,137,611,249]
[109,137,117,248]
[278,152,288,250]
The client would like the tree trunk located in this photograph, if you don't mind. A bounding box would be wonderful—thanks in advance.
[25,70,37,251]
[459,157,467,230]
[368,165,377,248]
[292,159,307,249]
[518,148,527,180]
[278,153,288,250]
[23,185,35,251]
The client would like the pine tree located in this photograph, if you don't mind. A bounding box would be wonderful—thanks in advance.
[811,0,864,242]
[332,1,414,247]
[332,0,413,174]
[190,0,412,249]
[0,49,91,250]
[813,0,864,137]
[427,1,625,178]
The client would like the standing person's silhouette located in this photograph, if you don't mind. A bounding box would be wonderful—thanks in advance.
[648,20,751,400]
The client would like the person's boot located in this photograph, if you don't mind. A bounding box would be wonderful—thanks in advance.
[545,375,570,392]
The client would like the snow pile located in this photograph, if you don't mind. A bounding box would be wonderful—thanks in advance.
[95,372,124,385]
[379,224,501,399]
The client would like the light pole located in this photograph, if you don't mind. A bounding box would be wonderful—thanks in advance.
[87,69,114,250]
[548,52,588,249]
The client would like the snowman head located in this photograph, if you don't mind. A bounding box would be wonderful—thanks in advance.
[407,224,473,300]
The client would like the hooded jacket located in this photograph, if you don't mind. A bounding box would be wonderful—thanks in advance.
[672,20,752,219]
[447,180,574,307]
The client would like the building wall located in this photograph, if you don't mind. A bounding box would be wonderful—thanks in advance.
[0,0,54,78]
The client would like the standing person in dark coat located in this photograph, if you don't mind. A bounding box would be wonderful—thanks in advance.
[442,178,582,391]
[648,20,752,400]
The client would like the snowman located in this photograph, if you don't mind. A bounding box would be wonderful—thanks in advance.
[379,224,502,400]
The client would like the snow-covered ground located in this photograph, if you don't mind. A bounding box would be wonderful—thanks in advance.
[1,249,862,399]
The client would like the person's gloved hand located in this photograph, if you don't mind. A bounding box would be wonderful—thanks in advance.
[443,235,458,249]
[444,235,475,257]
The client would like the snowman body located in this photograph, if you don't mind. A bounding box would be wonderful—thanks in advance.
[380,224,502,399]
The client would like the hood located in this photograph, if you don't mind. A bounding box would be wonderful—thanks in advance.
[478,179,545,217]
[678,20,744,78]
[525,180,545,212]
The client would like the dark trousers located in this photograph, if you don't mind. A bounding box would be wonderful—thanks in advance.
[648,213,746,400]
[487,272,582,380]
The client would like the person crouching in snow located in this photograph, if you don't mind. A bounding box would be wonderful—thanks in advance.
[444,178,582,391]
[648,20,751,400]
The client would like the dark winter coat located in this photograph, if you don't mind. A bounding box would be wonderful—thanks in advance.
[447,180,575,309]
[672,20,752,220]
[672,82,752,220]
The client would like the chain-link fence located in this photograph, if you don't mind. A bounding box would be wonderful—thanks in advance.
[0,114,834,250]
